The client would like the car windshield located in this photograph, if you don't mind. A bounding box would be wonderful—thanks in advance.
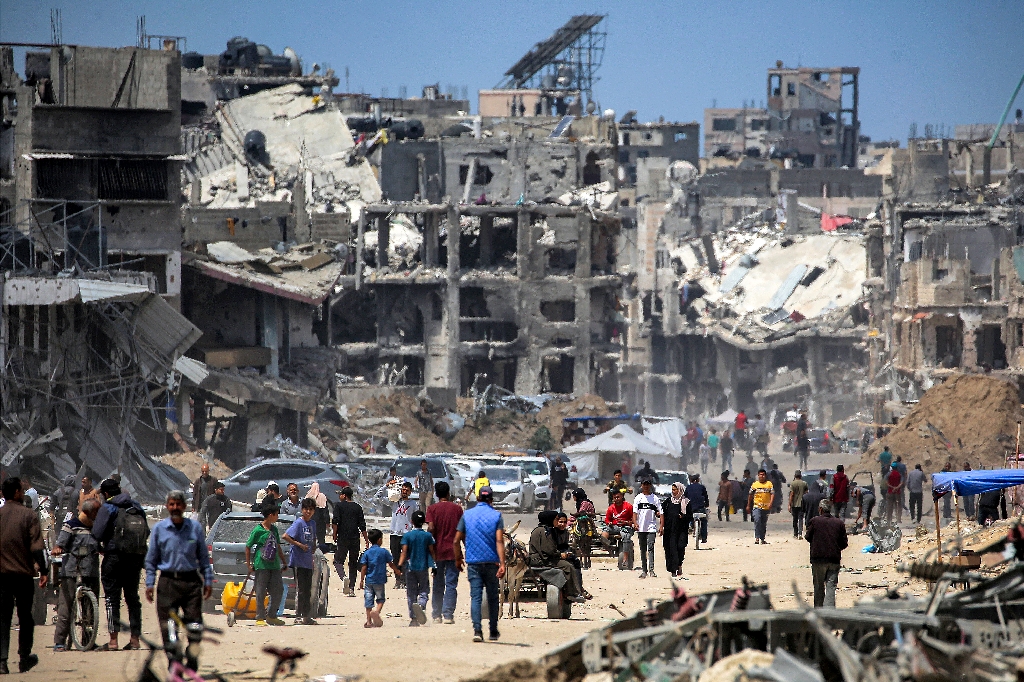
[487,467,521,482]
[516,461,548,475]
[661,472,689,484]
[211,518,293,543]
[395,459,447,478]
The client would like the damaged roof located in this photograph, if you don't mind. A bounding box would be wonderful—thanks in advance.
[186,241,345,305]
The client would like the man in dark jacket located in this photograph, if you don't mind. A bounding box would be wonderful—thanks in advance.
[332,486,369,596]
[684,475,710,545]
[199,481,231,531]
[804,499,848,608]
[549,457,569,511]
[978,488,1008,526]
[191,463,216,515]
[634,461,660,485]
[0,477,46,673]
[92,478,149,651]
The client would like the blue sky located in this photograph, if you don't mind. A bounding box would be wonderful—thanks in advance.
[3,0,1023,144]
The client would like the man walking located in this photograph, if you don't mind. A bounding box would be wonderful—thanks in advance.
[453,487,506,642]
[805,500,848,608]
[716,472,733,522]
[550,456,569,511]
[746,469,774,545]
[789,470,808,538]
[415,460,435,510]
[145,490,213,668]
[720,430,734,475]
[738,469,753,522]
[389,482,417,589]
[633,479,662,578]
[0,478,46,673]
[884,466,903,523]
[199,481,231,532]
[795,412,810,469]
[685,475,709,546]
[53,498,101,652]
[93,477,149,651]
[332,487,369,596]
[907,464,925,524]
[426,481,462,624]
[191,463,216,517]
[830,465,850,519]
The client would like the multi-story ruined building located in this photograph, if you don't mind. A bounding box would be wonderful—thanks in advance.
[702,107,769,161]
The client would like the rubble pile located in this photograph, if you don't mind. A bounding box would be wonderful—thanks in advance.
[154,450,232,482]
[861,373,1023,471]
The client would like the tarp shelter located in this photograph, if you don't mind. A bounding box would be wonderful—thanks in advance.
[706,409,738,428]
[643,418,685,457]
[563,424,675,480]
[932,469,1024,497]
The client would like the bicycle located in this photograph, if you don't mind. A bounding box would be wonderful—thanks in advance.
[51,555,100,651]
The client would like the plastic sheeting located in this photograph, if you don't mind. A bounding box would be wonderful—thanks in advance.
[643,418,685,457]
[931,469,1024,497]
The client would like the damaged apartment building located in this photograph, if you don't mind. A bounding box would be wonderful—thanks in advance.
[0,43,199,498]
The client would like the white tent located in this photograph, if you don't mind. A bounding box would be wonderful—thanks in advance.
[563,424,677,480]
[642,418,686,456]
[706,409,738,428]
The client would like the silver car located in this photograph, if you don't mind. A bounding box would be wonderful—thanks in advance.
[485,465,537,512]
[221,459,352,506]
[205,511,298,614]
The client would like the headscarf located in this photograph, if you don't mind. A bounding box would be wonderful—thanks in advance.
[306,482,327,509]
[670,483,685,506]
[537,510,558,527]
[571,488,588,513]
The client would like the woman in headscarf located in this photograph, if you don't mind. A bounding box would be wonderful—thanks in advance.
[305,483,331,551]
[569,488,596,569]
[662,483,689,577]
[528,511,584,602]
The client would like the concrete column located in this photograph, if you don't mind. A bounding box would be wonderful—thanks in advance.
[714,339,740,409]
[961,313,980,369]
[479,213,494,267]
[423,212,439,266]
[517,208,531,280]
[805,337,825,424]
[445,206,461,394]
[177,385,192,437]
[261,292,279,377]
[376,215,389,272]
[574,284,592,395]
[355,211,366,289]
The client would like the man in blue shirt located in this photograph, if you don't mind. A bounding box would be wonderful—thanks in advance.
[454,486,506,643]
[144,490,212,667]
[283,498,317,624]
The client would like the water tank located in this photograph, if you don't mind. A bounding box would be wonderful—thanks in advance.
[181,52,204,70]
[389,119,425,141]
[244,130,267,161]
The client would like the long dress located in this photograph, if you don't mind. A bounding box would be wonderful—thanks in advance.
[662,498,689,575]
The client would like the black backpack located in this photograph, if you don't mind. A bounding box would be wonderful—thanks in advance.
[113,505,150,554]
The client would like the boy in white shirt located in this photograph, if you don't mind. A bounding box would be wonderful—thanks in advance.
[632,480,662,579]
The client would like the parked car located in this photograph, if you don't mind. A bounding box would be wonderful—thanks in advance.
[482,465,537,511]
[505,456,552,506]
[222,459,352,506]
[205,511,298,614]
[807,429,840,453]
[391,457,462,503]
[446,458,483,496]
[653,470,691,498]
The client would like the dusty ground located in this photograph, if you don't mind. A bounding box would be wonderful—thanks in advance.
[20,448,961,682]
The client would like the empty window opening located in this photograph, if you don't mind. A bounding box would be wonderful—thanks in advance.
[460,320,518,342]
[674,132,688,142]
[977,325,1007,370]
[935,325,961,368]
[460,287,490,318]
[547,248,577,274]
[98,159,168,200]
[787,82,796,96]
[541,300,575,322]
[712,118,736,132]
[458,163,493,186]
[583,151,601,186]
[543,354,574,394]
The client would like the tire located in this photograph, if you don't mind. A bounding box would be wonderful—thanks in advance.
[226,611,236,627]
[546,584,564,620]
[70,586,98,651]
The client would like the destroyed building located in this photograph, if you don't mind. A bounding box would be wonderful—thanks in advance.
[702,106,769,162]
[1,44,199,498]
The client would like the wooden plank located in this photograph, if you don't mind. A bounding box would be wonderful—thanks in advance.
[300,252,333,271]
[198,346,272,368]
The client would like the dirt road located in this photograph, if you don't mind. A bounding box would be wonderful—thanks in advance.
[23,450,925,682]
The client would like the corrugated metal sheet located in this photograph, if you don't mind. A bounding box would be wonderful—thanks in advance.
[767,265,807,310]
[174,356,210,385]
[127,295,202,381]
[719,265,750,294]
[78,280,151,303]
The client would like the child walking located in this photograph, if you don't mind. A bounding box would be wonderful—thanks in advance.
[398,510,436,626]
[246,502,288,626]
[282,498,317,624]
[359,529,400,628]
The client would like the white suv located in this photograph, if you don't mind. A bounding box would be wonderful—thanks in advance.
[505,456,552,509]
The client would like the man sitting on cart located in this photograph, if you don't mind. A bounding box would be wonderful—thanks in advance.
[601,490,634,548]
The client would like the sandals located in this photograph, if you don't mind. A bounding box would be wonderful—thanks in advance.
[122,642,140,650]
[97,643,119,652]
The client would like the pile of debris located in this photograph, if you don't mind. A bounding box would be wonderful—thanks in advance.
[486,532,1024,682]
[862,373,1023,471]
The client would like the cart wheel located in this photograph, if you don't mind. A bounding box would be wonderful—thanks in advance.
[226,611,236,627]
[70,586,98,651]
[546,584,565,620]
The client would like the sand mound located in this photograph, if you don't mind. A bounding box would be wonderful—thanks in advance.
[859,374,1022,472]
[155,450,233,482]
[462,659,564,682]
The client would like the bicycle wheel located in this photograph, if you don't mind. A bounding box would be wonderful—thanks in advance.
[71,585,99,651]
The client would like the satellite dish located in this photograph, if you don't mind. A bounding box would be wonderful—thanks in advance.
[586,101,597,115]
[283,47,301,77]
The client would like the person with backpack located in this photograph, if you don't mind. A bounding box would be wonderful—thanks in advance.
[245,501,288,626]
[92,478,149,651]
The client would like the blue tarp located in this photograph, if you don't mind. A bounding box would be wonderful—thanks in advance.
[932,469,1024,497]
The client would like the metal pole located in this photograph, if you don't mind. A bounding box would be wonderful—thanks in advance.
[987,71,1024,150]
[935,500,942,561]
[954,490,961,538]
[1016,421,1021,469]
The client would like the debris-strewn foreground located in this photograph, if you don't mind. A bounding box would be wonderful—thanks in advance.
[468,526,1024,682]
